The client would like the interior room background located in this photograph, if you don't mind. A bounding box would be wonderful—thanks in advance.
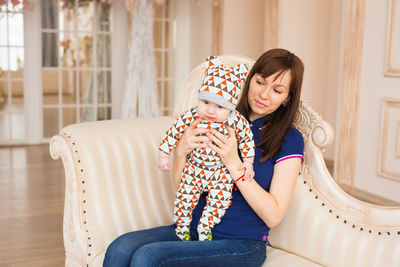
[0,0,399,204]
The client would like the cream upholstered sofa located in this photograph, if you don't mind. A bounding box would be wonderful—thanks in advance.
[50,55,400,267]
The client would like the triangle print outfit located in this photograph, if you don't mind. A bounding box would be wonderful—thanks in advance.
[159,56,255,241]
[160,107,255,241]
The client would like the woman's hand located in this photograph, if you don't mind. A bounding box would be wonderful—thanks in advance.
[207,126,241,169]
[175,118,210,158]
[240,157,255,181]
[173,118,209,188]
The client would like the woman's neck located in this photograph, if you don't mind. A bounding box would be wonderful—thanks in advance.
[249,113,263,122]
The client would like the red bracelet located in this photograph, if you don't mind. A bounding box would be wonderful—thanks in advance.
[234,173,245,183]
[234,173,245,191]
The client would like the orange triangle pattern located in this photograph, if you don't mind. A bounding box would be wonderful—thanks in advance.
[198,56,249,107]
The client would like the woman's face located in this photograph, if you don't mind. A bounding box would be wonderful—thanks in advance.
[248,71,291,121]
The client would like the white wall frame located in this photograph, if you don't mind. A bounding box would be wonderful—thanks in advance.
[173,0,191,105]
[24,0,42,144]
[384,0,400,77]
[111,0,127,119]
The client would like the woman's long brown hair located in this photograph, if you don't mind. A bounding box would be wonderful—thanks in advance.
[236,48,304,162]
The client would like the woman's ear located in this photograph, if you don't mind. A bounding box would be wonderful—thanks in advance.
[283,95,291,107]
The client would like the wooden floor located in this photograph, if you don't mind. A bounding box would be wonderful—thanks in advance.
[0,144,65,266]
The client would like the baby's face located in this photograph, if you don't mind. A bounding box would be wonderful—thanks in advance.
[197,99,231,123]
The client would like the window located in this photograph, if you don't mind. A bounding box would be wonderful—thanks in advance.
[0,0,175,144]
[0,5,25,144]
[42,0,113,139]
[154,1,174,115]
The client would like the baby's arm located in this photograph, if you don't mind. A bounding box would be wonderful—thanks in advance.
[240,157,255,181]
[159,108,197,165]
[158,150,171,172]
[231,111,255,180]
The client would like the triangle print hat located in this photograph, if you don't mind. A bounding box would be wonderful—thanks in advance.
[198,56,248,111]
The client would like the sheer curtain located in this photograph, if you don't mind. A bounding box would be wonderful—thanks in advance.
[82,3,111,121]
[120,0,160,118]
[41,0,58,67]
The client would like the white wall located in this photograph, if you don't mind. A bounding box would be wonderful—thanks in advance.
[354,0,400,202]
[278,0,342,160]
[185,0,266,67]
[189,0,213,69]
[220,0,266,60]
[173,0,213,98]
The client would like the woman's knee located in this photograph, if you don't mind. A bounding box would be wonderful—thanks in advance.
[103,234,136,266]
[130,243,167,267]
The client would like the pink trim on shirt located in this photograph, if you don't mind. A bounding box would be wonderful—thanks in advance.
[275,154,304,164]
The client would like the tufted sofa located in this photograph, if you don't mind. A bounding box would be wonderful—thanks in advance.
[50,55,400,267]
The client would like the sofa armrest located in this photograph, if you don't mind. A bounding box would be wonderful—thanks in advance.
[50,116,176,266]
[269,102,400,267]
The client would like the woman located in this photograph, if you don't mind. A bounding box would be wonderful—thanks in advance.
[103,48,304,267]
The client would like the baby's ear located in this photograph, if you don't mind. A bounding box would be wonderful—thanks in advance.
[204,56,222,72]
[234,63,249,82]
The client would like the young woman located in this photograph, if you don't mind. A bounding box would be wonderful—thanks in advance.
[103,48,305,267]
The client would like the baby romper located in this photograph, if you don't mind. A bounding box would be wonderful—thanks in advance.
[159,107,255,240]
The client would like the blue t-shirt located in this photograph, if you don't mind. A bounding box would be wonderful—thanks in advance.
[190,115,304,241]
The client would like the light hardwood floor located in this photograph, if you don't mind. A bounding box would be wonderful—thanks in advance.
[0,145,65,266]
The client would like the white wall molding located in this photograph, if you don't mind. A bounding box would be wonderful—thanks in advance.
[378,98,400,182]
[335,0,366,187]
[24,0,42,143]
[384,0,400,77]
[173,0,191,102]
[264,0,279,50]
[396,122,400,159]
[112,1,128,119]
[212,0,222,55]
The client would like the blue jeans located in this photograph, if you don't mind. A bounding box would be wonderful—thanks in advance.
[103,224,267,267]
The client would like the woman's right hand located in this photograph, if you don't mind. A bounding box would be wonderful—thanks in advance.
[175,118,210,158]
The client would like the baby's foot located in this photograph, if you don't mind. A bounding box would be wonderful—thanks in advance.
[176,231,191,241]
[199,230,212,241]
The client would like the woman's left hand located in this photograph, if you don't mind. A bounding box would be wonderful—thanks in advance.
[207,127,241,168]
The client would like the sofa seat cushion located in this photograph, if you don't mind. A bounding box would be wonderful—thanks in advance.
[264,246,323,267]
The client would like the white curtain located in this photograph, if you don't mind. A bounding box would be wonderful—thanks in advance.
[121,0,160,118]
[41,0,58,67]
[82,3,112,121]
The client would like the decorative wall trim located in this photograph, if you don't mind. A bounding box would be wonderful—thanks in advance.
[335,0,366,188]
[384,0,400,77]
[264,0,279,50]
[378,99,400,182]
[212,0,222,55]
[396,122,400,159]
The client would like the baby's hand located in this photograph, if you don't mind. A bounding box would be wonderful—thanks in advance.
[240,158,255,181]
[158,151,171,172]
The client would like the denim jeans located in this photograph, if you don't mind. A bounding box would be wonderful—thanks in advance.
[103,224,267,267]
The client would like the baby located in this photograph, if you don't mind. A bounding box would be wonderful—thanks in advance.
[158,56,255,241]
